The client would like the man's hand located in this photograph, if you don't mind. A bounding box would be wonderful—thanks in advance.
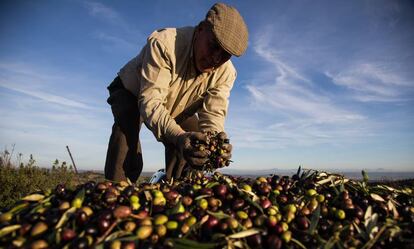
[217,132,232,162]
[176,132,210,167]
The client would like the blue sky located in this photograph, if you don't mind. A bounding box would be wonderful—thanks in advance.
[0,0,413,172]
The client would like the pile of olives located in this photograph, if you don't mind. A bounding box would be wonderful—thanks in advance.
[0,169,413,249]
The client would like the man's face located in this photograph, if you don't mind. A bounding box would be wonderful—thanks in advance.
[193,22,231,73]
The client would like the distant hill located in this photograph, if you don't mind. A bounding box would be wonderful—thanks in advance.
[79,168,414,181]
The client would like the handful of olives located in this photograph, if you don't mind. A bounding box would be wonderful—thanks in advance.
[192,131,231,172]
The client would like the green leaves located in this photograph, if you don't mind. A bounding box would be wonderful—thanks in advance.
[21,193,45,202]
[308,205,320,235]
[226,228,261,239]
[171,238,220,249]
[0,224,21,238]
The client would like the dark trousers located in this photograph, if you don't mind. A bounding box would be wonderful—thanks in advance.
[105,76,143,182]
[104,77,199,182]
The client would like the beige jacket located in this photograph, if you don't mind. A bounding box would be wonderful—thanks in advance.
[118,26,236,144]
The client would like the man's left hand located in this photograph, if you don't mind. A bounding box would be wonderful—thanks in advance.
[218,131,232,161]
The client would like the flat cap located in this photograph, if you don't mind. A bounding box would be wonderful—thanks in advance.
[206,3,248,57]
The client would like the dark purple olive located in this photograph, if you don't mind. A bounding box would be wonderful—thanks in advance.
[19,223,31,236]
[76,211,88,225]
[164,190,179,201]
[249,208,258,218]
[99,210,113,221]
[123,186,135,197]
[214,184,228,197]
[182,196,193,206]
[296,216,309,230]
[98,219,111,234]
[84,181,95,195]
[232,199,245,210]
[200,188,213,196]
[61,228,76,241]
[105,192,118,204]
[71,237,89,249]
[258,183,271,195]
[205,216,219,229]
[55,184,66,197]
[247,233,262,247]
[85,226,99,236]
[273,224,283,234]
[267,235,282,249]
[261,198,272,209]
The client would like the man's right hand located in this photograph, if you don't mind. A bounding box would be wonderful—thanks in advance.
[176,132,210,167]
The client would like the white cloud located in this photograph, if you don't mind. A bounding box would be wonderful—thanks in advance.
[0,82,92,110]
[326,63,414,102]
[94,32,137,53]
[229,29,371,149]
[0,61,106,111]
[0,60,164,170]
[84,1,126,28]
[83,2,143,55]
[248,31,365,123]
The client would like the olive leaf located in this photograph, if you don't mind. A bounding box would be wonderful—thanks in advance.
[362,170,369,183]
[172,238,219,249]
[144,191,152,201]
[227,228,261,239]
[232,240,245,248]
[308,205,320,235]
[316,175,336,186]
[104,231,132,241]
[364,206,373,221]
[205,181,219,189]
[9,202,29,214]
[207,210,231,220]
[55,206,76,229]
[370,193,385,202]
[387,200,399,218]
[292,238,308,249]
[194,194,212,201]
[22,193,45,202]
[0,224,21,237]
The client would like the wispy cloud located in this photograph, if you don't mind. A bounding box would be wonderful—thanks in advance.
[0,62,105,111]
[93,32,137,53]
[248,31,365,123]
[0,82,92,109]
[326,63,414,102]
[83,1,143,53]
[0,62,111,169]
[230,29,370,149]
[84,1,127,28]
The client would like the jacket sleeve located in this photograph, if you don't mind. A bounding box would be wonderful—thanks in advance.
[198,69,236,133]
[138,37,184,144]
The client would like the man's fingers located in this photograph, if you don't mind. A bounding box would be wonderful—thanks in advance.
[221,152,232,160]
[191,150,210,158]
[187,157,209,167]
[218,131,228,140]
[222,143,232,152]
[190,132,208,143]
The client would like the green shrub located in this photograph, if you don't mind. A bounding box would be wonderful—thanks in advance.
[0,151,76,210]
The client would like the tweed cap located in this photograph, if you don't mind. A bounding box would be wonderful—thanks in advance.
[206,3,248,57]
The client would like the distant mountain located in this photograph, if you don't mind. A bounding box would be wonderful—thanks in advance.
[219,168,298,176]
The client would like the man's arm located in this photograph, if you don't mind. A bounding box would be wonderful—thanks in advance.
[198,69,236,133]
[138,37,185,145]
[139,36,209,170]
